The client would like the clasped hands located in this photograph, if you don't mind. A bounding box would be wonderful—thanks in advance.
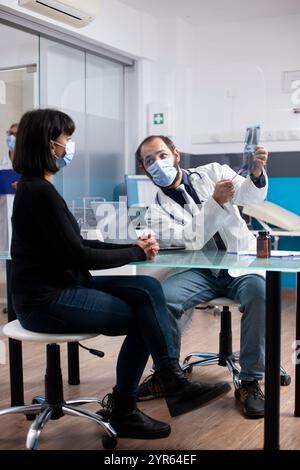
[135,234,159,260]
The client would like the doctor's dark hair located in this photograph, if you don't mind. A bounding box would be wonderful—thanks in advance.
[13,108,75,177]
[135,135,176,165]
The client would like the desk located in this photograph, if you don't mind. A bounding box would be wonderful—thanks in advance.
[2,249,300,450]
[133,250,300,450]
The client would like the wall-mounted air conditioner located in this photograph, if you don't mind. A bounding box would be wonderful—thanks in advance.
[18,0,99,28]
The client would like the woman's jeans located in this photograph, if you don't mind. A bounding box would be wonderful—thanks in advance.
[17,275,177,397]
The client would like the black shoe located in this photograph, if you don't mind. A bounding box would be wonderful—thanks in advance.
[156,363,231,417]
[137,371,165,401]
[234,380,264,418]
[97,391,171,439]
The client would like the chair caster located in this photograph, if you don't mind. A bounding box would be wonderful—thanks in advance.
[280,374,291,386]
[96,409,110,421]
[184,365,193,374]
[102,435,117,449]
[26,396,44,421]
[26,414,36,422]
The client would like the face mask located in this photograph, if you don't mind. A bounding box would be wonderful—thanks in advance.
[6,134,16,151]
[147,158,178,187]
[54,140,75,169]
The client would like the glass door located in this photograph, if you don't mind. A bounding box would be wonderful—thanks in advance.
[39,37,125,205]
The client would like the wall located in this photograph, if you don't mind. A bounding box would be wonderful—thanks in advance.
[0,0,158,60]
[191,14,300,154]
[2,2,299,157]
[1,2,299,286]
[190,15,300,287]
[137,17,197,149]
[0,0,160,175]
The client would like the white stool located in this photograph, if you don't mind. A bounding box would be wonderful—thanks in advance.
[0,320,117,450]
[182,298,291,389]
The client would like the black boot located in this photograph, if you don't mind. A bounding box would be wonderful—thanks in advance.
[156,362,231,417]
[98,388,171,439]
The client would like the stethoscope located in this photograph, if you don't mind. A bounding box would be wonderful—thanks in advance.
[186,170,203,181]
[155,170,204,221]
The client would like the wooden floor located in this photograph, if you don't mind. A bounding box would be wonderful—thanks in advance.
[0,289,299,451]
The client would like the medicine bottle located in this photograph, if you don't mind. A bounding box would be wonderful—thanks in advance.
[256,231,271,258]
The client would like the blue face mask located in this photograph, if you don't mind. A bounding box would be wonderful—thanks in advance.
[147,158,178,187]
[54,140,75,169]
[6,134,16,151]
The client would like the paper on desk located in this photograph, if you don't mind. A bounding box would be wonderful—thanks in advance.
[228,250,300,258]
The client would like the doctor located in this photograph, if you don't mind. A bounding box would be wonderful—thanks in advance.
[135,135,268,419]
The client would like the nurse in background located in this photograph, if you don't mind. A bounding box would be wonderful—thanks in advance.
[0,122,18,312]
[0,122,19,253]
[1,123,18,170]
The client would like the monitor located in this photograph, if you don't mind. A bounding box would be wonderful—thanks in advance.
[125,174,158,208]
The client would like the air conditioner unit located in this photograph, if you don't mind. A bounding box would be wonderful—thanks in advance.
[18,0,99,28]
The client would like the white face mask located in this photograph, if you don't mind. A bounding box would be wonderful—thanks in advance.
[52,140,75,169]
[147,158,178,187]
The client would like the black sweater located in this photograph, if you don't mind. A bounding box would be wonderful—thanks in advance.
[11,176,146,310]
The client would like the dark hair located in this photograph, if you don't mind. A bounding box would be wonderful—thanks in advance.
[135,135,176,165]
[8,123,18,132]
[13,108,75,177]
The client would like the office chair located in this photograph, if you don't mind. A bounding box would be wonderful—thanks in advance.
[182,297,291,389]
[0,320,117,450]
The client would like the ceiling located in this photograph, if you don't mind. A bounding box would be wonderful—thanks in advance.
[118,0,300,25]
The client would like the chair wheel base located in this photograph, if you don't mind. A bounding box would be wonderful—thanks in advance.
[102,435,117,449]
[26,396,46,421]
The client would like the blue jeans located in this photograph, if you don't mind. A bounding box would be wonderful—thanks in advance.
[16,275,177,396]
[162,269,265,381]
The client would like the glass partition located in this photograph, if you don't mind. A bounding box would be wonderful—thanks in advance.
[0,22,38,269]
[39,38,126,205]
[86,53,125,201]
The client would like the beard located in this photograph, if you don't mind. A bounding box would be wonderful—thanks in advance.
[163,161,182,189]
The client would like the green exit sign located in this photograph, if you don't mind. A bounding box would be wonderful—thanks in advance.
[153,113,164,125]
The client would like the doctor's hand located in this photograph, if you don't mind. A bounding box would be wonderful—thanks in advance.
[251,145,268,178]
[213,179,235,206]
[135,235,159,260]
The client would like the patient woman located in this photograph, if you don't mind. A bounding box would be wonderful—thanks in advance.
[11,108,229,441]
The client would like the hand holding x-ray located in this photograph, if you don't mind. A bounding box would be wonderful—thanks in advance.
[251,145,268,177]
[232,125,265,180]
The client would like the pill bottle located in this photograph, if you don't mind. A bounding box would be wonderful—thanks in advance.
[257,231,271,258]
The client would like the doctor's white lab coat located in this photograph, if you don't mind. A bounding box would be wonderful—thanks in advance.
[145,162,268,278]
